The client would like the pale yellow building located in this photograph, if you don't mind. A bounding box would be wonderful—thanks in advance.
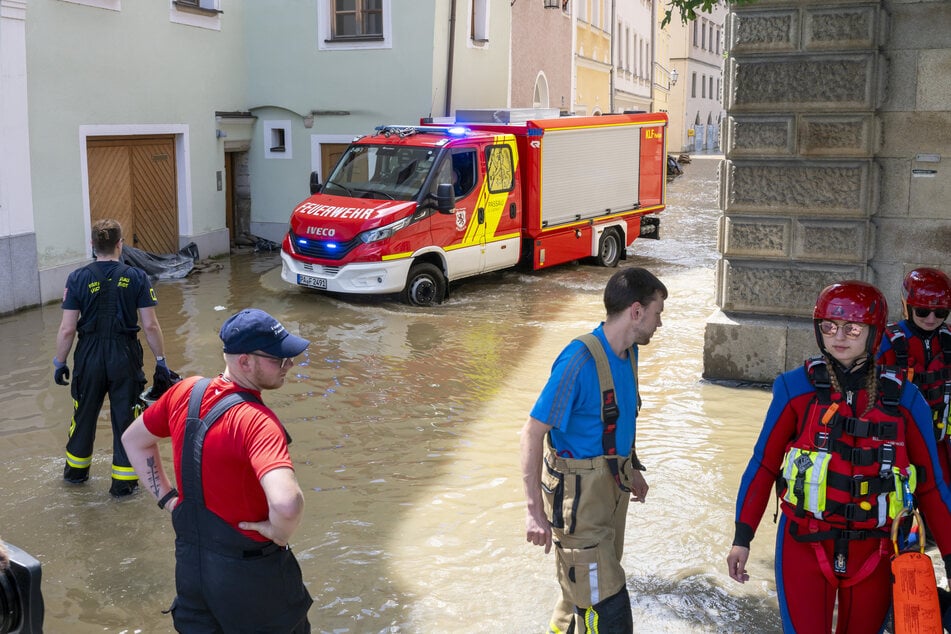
[573,0,612,114]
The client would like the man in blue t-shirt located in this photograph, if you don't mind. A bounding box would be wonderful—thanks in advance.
[520,267,667,633]
[53,218,172,497]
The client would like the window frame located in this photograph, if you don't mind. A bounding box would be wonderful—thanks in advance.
[484,144,515,194]
[471,0,489,43]
[331,0,384,42]
[318,0,392,51]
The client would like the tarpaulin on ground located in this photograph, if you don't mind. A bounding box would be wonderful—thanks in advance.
[120,243,199,280]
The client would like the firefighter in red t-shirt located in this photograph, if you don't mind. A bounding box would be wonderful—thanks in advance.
[123,308,313,632]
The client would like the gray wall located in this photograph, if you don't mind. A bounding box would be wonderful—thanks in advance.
[704,0,951,384]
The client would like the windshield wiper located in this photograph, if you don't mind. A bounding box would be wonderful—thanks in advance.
[360,188,395,200]
[324,180,353,197]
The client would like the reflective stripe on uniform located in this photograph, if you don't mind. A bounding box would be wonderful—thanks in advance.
[584,605,600,633]
[112,464,138,480]
[66,451,92,468]
[588,561,600,604]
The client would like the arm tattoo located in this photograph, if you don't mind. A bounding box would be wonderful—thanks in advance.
[146,456,161,497]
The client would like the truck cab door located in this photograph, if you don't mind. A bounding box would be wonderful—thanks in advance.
[431,148,485,278]
[480,139,520,272]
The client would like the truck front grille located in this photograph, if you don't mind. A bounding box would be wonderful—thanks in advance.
[290,231,361,261]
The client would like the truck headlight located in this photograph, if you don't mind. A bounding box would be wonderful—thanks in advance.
[359,216,412,243]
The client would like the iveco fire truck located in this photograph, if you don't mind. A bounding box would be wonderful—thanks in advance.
[280,109,668,305]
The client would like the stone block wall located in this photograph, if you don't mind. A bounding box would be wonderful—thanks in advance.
[704,0,951,383]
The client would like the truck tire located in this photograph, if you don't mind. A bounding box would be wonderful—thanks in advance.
[401,263,446,306]
[596,229,622,268]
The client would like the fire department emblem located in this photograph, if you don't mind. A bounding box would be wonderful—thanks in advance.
[455,208,467,231]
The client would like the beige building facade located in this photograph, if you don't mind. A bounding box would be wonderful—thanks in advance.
[574,0,613,114]
[667,3,727,153]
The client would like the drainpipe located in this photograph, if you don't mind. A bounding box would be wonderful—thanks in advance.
[609,0,616,113]
[649,0,656,112]
[445,0,457,118]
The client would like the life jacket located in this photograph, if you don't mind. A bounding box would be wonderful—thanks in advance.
[574,333,641,492]
[779,357,917,534]
[885,323,951,439]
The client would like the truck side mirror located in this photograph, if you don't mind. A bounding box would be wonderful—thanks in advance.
[309,171,322,195]
[433,183,456,213]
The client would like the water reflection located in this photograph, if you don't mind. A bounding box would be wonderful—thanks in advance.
[0,157,785,633]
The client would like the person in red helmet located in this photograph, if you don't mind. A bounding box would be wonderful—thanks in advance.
[726,280,951,632]
[879,267,951,482]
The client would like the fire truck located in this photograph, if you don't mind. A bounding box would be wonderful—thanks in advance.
[280,109,668,306]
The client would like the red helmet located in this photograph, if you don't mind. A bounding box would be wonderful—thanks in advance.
[902,267,951,310]
[813,281,888,356]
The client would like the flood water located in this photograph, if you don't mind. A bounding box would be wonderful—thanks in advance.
[0,156,787,633]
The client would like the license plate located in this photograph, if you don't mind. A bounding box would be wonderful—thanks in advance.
[298,274,327,290]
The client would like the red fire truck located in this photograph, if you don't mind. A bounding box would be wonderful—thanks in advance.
[280,109,668,305]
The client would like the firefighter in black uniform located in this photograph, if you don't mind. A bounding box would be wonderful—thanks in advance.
[53,219,174,497]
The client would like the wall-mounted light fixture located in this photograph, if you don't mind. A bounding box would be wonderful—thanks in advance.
[670,69,679,87]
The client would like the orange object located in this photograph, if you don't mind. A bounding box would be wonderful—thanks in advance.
[891,508,942,634]
[821,402,839,425]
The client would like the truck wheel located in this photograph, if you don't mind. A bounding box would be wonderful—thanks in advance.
[596,230,622,268]
[401,263,446,306]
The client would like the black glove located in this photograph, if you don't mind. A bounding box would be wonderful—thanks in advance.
[151,360,180,399]
[53,358,70,386]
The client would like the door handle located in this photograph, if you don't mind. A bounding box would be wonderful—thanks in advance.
[478,207,485,224]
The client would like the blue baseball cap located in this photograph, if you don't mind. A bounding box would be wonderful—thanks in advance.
[220,309,310,358]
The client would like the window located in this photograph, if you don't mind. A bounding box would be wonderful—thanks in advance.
[264,120,292,160]
[709,77,714,100]
[691,72,697,98]
[435,151,478,198]
[332,0,382,40]
[692,21,698,47]
[485,145,514,194]
[170,0,221,29]
[702,21,707,50]
[318,0,391,50]
[174,0,219,10]
[471,0,489,42]
[701,74,706,98]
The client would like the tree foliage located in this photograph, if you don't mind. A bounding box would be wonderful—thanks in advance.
[661,0,759,27]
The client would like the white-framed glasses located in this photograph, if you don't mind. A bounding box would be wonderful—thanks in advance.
[817,320,867,339]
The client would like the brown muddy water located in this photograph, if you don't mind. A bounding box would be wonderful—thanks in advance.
[0,156,788,633]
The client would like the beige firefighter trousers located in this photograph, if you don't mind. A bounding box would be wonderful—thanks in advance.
[541,441,636,633]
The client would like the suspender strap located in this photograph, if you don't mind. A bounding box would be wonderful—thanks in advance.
[182,378,262,508]
[885,324,909,369]
[806,357,833,405]
[81,262,133,338]
[574,333,639,492]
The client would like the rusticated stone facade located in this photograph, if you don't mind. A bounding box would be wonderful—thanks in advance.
[704,0,951,384]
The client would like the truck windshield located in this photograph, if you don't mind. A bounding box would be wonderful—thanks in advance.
[323,145,439,202]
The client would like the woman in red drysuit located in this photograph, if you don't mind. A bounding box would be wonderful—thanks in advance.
[727,280,951,633]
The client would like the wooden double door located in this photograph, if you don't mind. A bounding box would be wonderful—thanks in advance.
[86,135,178,254]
